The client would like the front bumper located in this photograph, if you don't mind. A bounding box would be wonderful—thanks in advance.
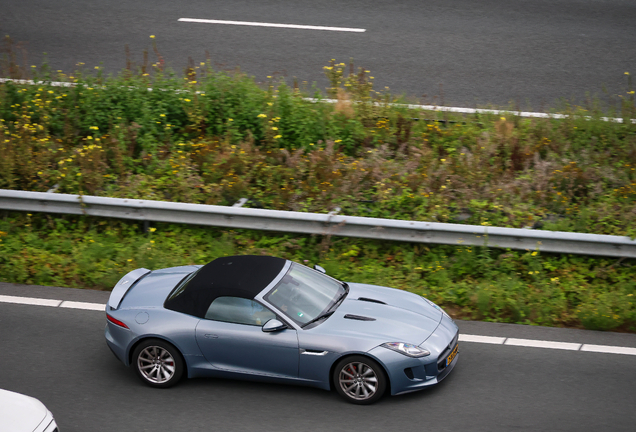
[368,326,459,396]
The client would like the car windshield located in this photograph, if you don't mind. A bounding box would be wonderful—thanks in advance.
[264,263,346,326]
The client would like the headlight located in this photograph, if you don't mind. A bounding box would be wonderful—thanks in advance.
[422,296,452,320]
[381,342,430,358]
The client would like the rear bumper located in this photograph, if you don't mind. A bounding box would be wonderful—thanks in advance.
[104,323,134,365]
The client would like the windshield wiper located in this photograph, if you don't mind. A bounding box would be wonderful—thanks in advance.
[301,310,335,328]
[301,282,349,329]
[302,285,348,329]
[330,282,349,310]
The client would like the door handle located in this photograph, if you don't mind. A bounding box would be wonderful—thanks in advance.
[204,334,218,339]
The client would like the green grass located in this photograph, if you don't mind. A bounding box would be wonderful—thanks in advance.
[1,213,635,332]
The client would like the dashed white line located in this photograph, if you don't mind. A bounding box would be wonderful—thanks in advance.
[581,344,636,356]
[505,338,581,351]
[459,334,506,344]
[178,18,366,33]
[0,295,62,307]
[59,300,105,311]
[2,295,636,355]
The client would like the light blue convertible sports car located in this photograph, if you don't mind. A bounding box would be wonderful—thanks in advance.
[105,255,459,404]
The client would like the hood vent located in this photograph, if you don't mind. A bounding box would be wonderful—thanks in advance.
[344,314,376,321]
[358,297,386,305]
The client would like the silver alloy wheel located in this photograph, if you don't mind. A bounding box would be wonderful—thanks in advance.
[137,346,176,384]
[338,361,379,401]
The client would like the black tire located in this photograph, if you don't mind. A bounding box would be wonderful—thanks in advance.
[132,339,185,388]
[333,355,388,405]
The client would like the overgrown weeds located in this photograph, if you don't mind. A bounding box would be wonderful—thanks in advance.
[1,50,635,234]
[2,39,636,331]
[1,213,634,332]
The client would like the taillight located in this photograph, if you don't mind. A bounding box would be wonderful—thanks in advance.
[107,314,129,329]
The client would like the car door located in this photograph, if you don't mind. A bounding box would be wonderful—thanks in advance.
[195,296,299,378]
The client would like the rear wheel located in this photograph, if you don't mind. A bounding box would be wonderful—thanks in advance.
[333,356,387,405]
[132,339,184,388]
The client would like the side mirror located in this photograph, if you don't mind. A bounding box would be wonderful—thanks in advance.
[313,265,326,274]
[262,319,286,332]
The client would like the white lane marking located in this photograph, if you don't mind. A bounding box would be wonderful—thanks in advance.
[178,18,366,33]
[459,334,506,344]
[581,344,636,356]
[59,300,105,311]
[0,78,76,87]
[305,98,636,124]
[0,294,62,307]
[2,295,636,355]
[505,338,581,350]
[1,78,633,123]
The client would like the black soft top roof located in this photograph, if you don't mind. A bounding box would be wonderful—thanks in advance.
[164,255,287,318]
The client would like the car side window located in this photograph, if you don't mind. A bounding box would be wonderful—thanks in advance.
[205,296,276,326]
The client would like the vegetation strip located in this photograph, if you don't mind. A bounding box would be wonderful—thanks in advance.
[1,46,635,332]
[2,70,635,237]
[1,78,631,123]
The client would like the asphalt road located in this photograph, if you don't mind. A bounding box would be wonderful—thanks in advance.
[1,283,635,432]
[1,0,635,109]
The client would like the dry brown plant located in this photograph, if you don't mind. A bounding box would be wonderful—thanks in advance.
[334,88,354,118]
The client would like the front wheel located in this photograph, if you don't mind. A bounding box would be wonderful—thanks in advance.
[132,339,185,388]
[333,356,387,404]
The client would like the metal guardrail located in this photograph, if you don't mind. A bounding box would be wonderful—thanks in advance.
[1,189,635,258]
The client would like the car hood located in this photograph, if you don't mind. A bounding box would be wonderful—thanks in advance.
[301,283,442,349]
[347,283,442,323]
[0,389,48,432]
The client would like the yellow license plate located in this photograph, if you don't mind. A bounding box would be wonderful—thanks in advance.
[446,343,459,366]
